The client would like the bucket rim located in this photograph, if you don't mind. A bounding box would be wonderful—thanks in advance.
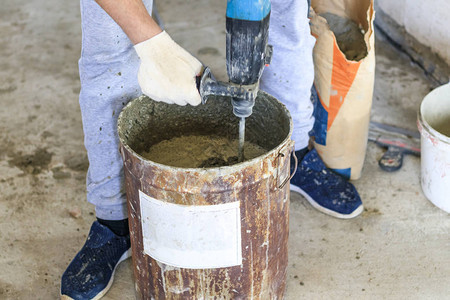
[418,112,450,145]
[418,83,450,145]
[118,92,294,172]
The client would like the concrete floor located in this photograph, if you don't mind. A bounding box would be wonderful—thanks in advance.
[0,0,449,299]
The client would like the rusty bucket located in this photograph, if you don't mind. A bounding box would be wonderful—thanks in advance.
[118,91,294,299]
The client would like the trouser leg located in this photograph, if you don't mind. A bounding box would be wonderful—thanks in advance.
[79,0,153,220]
[260,0,315,150]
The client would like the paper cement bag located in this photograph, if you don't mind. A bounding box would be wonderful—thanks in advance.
[309,0,375,180]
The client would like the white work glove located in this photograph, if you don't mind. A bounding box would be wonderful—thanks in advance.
[134,31,203,106]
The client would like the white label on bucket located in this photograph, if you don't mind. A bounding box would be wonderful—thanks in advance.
[139,190,242,269]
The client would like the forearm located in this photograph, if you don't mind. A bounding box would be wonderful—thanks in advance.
[95,0,162,44]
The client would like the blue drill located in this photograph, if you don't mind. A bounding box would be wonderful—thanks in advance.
[200,0,272,118]
[199,0,272,161]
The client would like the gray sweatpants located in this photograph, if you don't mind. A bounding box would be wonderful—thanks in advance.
[79,0,314,220]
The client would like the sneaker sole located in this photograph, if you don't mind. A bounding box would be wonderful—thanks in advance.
[61,248,132,300]
[291,185,363,219]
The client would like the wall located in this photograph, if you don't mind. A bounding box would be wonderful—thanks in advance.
[376,0,450,66]
[375,0,450,80]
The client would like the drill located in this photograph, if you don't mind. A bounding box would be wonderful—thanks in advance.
[199,0,272,161]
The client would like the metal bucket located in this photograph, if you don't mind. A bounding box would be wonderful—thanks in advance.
[417,83,450,213]
[118,91,294,299]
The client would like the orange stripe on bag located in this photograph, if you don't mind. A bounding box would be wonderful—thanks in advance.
[327,42,361,130]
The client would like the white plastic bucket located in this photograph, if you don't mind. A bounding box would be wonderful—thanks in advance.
[417,83,450,213]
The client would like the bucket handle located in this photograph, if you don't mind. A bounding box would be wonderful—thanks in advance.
[278,144,297,189]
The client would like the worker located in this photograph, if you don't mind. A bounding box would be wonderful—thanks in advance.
[61,0,363,299]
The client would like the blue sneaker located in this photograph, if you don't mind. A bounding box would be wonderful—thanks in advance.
[290,149,363,219]
[61,221,131,300]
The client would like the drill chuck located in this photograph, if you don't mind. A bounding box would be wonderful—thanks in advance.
[232,98,255,119]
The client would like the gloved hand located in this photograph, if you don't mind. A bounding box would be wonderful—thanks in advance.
[134,31,203,106]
